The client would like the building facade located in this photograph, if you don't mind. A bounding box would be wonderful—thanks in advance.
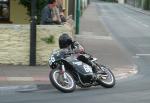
[0,0,70,24]
[0,0,29,24]
[125,0,150,10]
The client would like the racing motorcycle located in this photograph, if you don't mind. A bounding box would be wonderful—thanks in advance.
[49,48,115,93]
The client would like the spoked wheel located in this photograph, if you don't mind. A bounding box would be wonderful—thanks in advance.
[49,69,76,93]
[96,64,115,88]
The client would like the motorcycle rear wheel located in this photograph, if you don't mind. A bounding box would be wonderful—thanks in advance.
[96,65,115,88]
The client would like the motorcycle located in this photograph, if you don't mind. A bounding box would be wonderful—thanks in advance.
[49,48,115,93]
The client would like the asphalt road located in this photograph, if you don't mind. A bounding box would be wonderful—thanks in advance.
[1,2,150,103]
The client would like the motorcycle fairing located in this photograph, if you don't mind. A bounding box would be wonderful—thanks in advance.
[63,56,93,76]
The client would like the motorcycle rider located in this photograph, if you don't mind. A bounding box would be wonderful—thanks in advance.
[59,33,98,73]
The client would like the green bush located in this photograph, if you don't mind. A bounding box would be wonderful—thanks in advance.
[149,0,150,10]
[141,0,150,10]
[19,0,48,24]
[41,35,55,44]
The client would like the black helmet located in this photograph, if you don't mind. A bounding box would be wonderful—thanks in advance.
[59,33,73,49]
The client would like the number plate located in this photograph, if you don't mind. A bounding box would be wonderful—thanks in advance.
[83,65,93,73]
[49,55,55,65]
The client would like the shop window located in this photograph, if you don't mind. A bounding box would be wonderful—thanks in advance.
[0,0,11,23]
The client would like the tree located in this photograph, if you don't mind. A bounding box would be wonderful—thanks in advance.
[19,0,48,24]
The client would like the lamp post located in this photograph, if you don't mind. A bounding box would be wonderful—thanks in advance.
[30,0,37,66]
[75,0,80,34]
[88,0,90,4]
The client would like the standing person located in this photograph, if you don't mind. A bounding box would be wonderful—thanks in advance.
[56,0,66,22]
[57,0,63,12]
[40,0,61,25]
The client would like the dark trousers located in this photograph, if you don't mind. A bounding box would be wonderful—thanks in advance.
[77,55,97,73]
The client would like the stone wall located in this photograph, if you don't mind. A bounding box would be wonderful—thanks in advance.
[0,24,74,65]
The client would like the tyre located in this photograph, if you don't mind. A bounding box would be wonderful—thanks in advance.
[96,65,115,88]
[49,69,76,93]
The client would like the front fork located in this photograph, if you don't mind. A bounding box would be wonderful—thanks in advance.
[92,61,105,73]
[60,64,67,80]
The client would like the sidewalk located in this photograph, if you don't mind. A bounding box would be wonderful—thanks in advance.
[123,4,150,16]
[0,66,50,86]
[0,1,137,92]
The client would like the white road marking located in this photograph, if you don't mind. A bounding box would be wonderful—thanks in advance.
[132,55,140,59]
[138,44,150,47]
[76,35,112,40]
[7,77,34,81]
[136,54,150,56]
[0,76,49,81]
[143,24,149,28]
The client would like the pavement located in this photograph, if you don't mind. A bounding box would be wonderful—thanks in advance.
[123,4,150,16]
[0,1,140,92]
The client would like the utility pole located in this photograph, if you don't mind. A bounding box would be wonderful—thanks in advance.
[75,0,80,34]
[30,0,37,66]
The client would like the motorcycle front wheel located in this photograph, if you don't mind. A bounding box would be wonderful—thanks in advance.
[49,69,76,93]
[96,65,115,88]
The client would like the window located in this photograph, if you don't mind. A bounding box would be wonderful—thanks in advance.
[0,0,10,23]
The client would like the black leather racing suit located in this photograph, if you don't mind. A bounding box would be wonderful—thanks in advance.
[68,41,97,73]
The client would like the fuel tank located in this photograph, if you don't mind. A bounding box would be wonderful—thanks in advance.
[64,56,94,83]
